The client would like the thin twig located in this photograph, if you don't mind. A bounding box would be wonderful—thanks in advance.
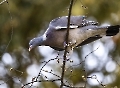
[36,58,58,80]
[60,0,74,88]
[21,79,61,88]
[87,75,106,87]
[64,84,84,88]
[42,69,61,78]
[0,0,13,57]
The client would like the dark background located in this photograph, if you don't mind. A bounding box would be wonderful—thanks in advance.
[0,0,120,88]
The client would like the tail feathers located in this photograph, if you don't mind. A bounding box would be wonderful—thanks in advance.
[106,25,120,36]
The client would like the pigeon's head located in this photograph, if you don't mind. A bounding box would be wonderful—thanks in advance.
[29,36,44,51]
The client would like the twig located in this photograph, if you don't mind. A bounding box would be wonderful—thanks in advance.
[0,0,13,57]
[42,69,61,78]
[60,0,74,88]
[64,84,84,88]
[87,75,106,87]
[21,79,61,88]
[0,0,6,5]
[36,58,58,80]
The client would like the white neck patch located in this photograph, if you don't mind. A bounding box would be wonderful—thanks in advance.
[42,33,47,41]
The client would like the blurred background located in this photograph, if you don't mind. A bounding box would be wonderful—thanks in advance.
[0,0,120,88]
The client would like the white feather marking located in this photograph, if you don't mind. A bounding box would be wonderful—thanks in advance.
[55,26,67,29]
[70,25,78,28]
[88,29,92,30]
[42,33,47,41]
[56,25,78,29]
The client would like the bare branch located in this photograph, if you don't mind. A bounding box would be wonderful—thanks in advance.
[60,0,74,88]
[0,0,13,57]
[0,0,6,5]
[21,79,61,88]
[64,84,85,88]
[36,57,59,80]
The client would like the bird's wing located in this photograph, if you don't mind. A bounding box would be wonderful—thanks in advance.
[50,46,64,51]
[77,35,102,46]
[49,16,98,30]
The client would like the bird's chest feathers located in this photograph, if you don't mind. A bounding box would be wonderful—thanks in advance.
[45,30,66,48]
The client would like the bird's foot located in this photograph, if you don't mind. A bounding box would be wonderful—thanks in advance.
[64,40,77,50]
[70,40,77,50]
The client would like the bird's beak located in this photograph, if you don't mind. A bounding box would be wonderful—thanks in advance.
[29,45,33,51]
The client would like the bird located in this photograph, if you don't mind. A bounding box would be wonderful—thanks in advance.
[29,16,120,52]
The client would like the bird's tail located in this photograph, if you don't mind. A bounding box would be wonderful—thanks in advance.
[106,25,120,36]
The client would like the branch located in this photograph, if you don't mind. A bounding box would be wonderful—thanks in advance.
[0,0,6,4]
[64,84,84,88]
[60,0,74,88]
[21,79,61,88]
[0,0,13,57]
[36,57,59,80]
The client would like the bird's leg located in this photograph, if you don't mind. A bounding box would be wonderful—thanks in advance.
[69,40,77,50]
[64,41,68,47]
[63,40,76,59]
[64,40,77,58]
[64,40,77,50]
[63,41,74,57]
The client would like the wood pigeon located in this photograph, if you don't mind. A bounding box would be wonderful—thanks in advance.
[29,16,120,51]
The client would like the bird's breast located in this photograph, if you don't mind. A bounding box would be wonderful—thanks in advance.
[46,30,66,49]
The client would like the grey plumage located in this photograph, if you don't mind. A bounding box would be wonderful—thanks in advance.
[29,16,120,51]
